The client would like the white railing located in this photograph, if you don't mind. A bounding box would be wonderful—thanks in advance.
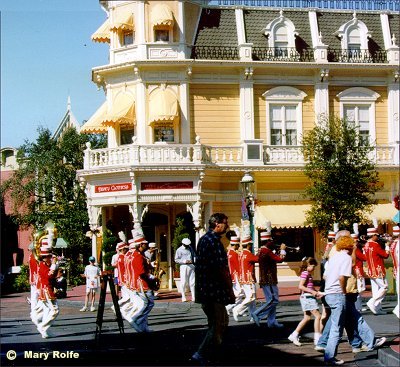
[264,146,304,165]
[201,145,244,165]
[83,143,396,169]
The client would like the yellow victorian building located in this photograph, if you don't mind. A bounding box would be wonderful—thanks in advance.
[77,0,399,289]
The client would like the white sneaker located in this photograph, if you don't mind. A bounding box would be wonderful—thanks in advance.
[232,309,239,322]
[90,306,96,312]
[80,306,88,312]
[373,337,386,349]
[288,333,302,346]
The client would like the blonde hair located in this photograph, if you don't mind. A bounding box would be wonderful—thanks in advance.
[299,257,318,273]
[336,235,355,251]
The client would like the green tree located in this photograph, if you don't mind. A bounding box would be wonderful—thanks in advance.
[301,115,379,235]
[1,127,106,264]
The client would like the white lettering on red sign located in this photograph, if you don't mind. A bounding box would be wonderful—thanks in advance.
[95,183,132,193]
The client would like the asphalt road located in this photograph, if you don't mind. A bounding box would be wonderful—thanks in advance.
[1,296,398,367]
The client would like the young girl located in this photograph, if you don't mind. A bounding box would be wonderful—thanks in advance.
[288,257,322,346]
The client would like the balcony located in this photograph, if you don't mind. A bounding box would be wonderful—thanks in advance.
[327,48,388,63]
[252,47,314,62]
[83,143,397,170]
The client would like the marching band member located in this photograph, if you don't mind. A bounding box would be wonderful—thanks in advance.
[352,227,367,312]
[123,237,145,326]
[364,227,390,315]
[34,242,59,338]
[390,226,399,318]
[131,235,156,332]
[232,235,258,322]
[113,242,129,313]
[28,245,40,325]
[174,238,196,302]
[226,236,244,315]
[251,231,286,328]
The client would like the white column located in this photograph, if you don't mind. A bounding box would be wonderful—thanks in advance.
[314,82,329,123]
[240,79,255,140]
[380,13,392,49]
[136,82,147,144]
[136,0,147,59]
[180,82,190,143]
[388,82,400,147]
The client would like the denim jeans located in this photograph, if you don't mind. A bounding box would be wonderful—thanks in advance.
[135,290,154,332]
[324,293,346,362]
[253,284,279,326]
[317,294,375,350]
[345,294,375,349]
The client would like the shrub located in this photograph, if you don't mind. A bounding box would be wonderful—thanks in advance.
[13,264,30,292]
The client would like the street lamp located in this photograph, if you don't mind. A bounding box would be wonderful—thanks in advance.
[240,172,256,251]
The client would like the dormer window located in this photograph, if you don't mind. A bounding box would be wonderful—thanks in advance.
[335,13,371,62]
[264,10,298,60]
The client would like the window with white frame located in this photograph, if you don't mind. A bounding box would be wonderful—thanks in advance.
[344,105,370,145]
[336,14,371,62]
[270,105,297,145]
[264,10,297,59]
[263,86,307,146]
[337,87,380,145]
[120,30,135,46]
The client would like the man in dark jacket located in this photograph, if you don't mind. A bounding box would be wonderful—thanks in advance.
[191,213,235,364]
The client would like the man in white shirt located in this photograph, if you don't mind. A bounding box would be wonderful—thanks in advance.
[323,234,354,365]
[174,238,195,302]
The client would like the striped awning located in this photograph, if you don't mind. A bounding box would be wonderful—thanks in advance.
[80,102,109,134]
[111,12,134,31]
[255,204,311,228]
[148,89,179,126]
[80,94,136,134]
[91,19,111,43]
[150,4,174,27]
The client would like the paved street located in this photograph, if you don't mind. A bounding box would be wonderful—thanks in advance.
[1,288,398,367]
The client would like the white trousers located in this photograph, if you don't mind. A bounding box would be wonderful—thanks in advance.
[179,264,195,301]
[393,269,399,318]
[34,296,59,332]
[226,279,245,313]
[232,283,256,316]
[369,277,388,311]
[123,289,146,326]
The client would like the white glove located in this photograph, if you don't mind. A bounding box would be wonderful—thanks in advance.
[385,245,390,252]
[280,250,287,256]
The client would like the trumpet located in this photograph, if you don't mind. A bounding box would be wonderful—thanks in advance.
[272,244,301,252]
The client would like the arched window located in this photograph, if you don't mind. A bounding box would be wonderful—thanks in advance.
[337,87,380,145]
[263,86,307,146]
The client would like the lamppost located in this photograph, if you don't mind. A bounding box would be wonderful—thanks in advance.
[240,171,256,252]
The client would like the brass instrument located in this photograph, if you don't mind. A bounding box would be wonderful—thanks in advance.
[152,248,166,291]
[272,244,301,252]
[32,221,58,262]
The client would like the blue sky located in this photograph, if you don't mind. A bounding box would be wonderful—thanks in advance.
[1,0,109,148]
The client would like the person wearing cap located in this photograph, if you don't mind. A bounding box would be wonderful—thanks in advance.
[364,228,390,315]
[80,256,101,312]
[145,242,158,270]
[111,242,130,315]
[111,242,125,297]
[225,233,245,316]
[390,226,399,318]
[28,244,40,325]
[129,235,156,332]
[232,235,258,322]
[191,213,234,365]
[175,238,196,302]
[34,243,59,338]
[251,231,286,328]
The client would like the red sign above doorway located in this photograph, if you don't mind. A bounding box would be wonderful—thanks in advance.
[95,183,132,193]
[141,181,193,190]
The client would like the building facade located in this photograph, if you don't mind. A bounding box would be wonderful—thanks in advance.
[78,0,400,289]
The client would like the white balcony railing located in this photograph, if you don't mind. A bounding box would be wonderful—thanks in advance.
[83,143,397,170]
